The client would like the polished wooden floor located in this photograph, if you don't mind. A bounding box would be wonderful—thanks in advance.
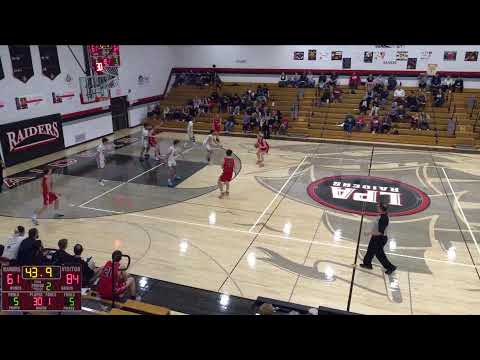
[2,127,480,315]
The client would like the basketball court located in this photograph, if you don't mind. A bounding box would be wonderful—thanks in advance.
[1,129,479,314]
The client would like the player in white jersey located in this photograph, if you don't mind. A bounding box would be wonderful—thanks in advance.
[167,139,182,188]
[203,130,221,163]
[139,124,152,161]
[96,137,109,186]
[185,119,195,148]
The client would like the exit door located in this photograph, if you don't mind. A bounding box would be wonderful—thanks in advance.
[111,96,129,131]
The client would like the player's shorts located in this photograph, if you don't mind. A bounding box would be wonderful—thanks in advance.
[213,126,220,133]
[97,158,105,169]
[219,172,233,183]
[205,144,212,152]
[43,192,58,206]
[168,160,177,167]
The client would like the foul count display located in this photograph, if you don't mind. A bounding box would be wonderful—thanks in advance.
[1,265,82,312]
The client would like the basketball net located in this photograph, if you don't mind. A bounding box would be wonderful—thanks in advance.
[102,66,120,88]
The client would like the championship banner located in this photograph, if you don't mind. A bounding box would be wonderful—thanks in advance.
[0,113,65,167]
[8,45,34,83]
[52,91,75,104]
[15,95,44,110]
[39,45,61,80]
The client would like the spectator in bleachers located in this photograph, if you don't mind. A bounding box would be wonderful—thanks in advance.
[448,117,456,136]
[321,86,333,104]
[16,228,40,266]
[366,74,375,92]
[224,115,236,134]
[394,86,405,102]
[417,92,427,112]
[349,73,361,94]
[419,112,431,130]
[98,250,139,301]
[370,97,380,116]
[430,74,442,91]
[73,244,101,287]
[333,86,343,103]
[442,76,453,93]
[286,74,294,87]
[381,115,392,134]
[409,113,419,130]
[389,101,399,121]
[279,72,287,87]
[343,114,355,134]
[418,72,428,90]
[242,112,251,133]
[31,240,48,265]
[52,238,75,265]
[387,75,398,91]
[379,87,389,107]
[434,90,445,107]
[359,97,369,115]
[279,116,289,135]
[370,116,380,133]
[318,73,327,89]
[293,73,300,86]
[2,226,26,263]
[307,72,315,87]
[406,91,419,112]
[373,74,385,91]
[453,77,464,92]
[329,72,338,86]
[355,115,366,131]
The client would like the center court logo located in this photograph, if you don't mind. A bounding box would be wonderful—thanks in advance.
[307,175,430,216]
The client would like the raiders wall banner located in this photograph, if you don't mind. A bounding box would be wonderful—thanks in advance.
[0,56,4,80]
[8,45,34,83]
[39,45,61,80]
[0,113,65,167]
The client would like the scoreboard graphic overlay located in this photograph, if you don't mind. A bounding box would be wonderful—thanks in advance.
[1,266,82,311]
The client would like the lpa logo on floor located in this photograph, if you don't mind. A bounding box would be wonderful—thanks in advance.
[307,175,430,216]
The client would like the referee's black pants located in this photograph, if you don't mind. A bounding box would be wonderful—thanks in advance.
[363,235,395,271]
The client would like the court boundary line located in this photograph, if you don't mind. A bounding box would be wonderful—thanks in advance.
[442,167,480,261]
[248,155,308,233]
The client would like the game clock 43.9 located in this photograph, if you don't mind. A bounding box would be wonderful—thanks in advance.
[1,266,82,312]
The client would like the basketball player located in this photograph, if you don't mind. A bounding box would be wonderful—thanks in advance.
[98,250,138,301]
[185,118,196,148]
[149,127,162,161]
[218,149,235,199]
[139,123,152,161]
[255,132,269,167]
[32,168,63,225]
[212,115,221,142]
[96,137,108,186]
[203,130,221,164]
[166,139,182,188]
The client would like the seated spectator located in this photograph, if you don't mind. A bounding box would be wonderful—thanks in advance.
[16,228,40,266]
[329,72,338,86]
[370,98,380,116]
[417,92,427,111]
[355,115,367,131]
[359,97,369,115]
[73,244,102,287]
[387,75,397,91]
[318,73,327,89]
[381,115,392,134]
[258,303,275,315]
[379,88,389,106]
[418,72,428,90]
[279,72,287,87]
[286,74,294,87]
[343,114,355,134]
[293,72,300,87]
[349,73,361,94]
[279,117,289,135]
[430,74,442,91]
[52,238,75,265]
[409,113,419,130]
[447,117,456,136]
[333,87,343,103]
[373,74,385,92]
[370,116,380,133]
[394,87,405,102]
[434,90,445,107]
[321,87,332,104]
[453,77,464,93]
[389,101,399,121]
[442,76,453,93]
[406,91,419,112]
[307,72,315,87]
[2,226,26,263]
[419,113,430,130]
[31,240,48,265]
[242,112,251,133]
[98,250,139,301]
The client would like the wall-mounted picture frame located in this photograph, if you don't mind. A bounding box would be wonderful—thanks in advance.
[465,51,478,62]
[293,51,304,60]
[308,49,316,61]
[443,51,457,61]
[364,51,373,63]
[407,58,417,70]
[342,58,351,69]
[331,51,342,60]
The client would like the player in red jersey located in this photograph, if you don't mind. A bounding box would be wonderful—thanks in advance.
[32,168,63,225]
[97,250,138,301]
[218,149,235,199]
[212,115,221,142]
[148,127,162,161]
[255,133,269,167]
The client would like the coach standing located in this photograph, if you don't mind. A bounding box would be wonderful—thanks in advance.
[360,203,397,275]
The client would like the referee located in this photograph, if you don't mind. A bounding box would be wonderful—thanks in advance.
[360,203,397,275]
